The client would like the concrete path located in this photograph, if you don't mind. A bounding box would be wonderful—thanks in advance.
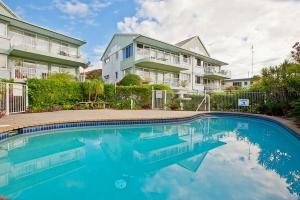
[0,109,200,133]
[0,110,299,134]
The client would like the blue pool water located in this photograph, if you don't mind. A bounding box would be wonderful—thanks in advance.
[0,115,299,200]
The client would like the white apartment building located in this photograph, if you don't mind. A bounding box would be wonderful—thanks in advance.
[0,0,87,82]
[101,34,230,93]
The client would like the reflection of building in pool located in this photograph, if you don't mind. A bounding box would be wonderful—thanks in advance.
[100,122,226,174]
[134,126,225,172]
[0,133,85,195]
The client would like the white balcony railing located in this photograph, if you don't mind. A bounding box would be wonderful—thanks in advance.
[204,84,222,92]
[164,78,180,88]
[136,47,185,67]
[10,32,81,59]
[204,66,231,78]
[12,66,38,80]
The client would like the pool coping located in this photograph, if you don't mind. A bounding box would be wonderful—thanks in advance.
[0,111,299,142]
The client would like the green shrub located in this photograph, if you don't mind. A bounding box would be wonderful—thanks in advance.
[291,101,300,118]
[167,97,180,111]
[119,74,142,86]
[104,83,116,102]
[115,85,152,109]
[27,73,83,112]
[151,84,172,92]
[82,79,104,101]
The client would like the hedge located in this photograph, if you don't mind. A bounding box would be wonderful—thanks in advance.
[27,74,84,112]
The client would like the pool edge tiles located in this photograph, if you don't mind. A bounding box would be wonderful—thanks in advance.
[0,112,299,142]
[0,113,207,141]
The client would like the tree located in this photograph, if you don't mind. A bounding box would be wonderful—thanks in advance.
[82,79,104,101]
[119,74,142,86]
[291,42,300,64]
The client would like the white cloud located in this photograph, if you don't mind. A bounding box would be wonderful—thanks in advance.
[54,0,111,23]
[93,45,106,56]
[117,0,300,78]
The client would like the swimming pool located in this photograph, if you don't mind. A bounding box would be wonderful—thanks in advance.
[0,115,299,200]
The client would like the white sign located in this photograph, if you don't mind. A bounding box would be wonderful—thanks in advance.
[13,85,23,97]
[156,91,163,99]
[238,99,249,106]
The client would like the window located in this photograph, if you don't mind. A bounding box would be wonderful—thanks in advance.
[115,72,118,79]
[104,57,110,63]
[123,44,133,59]
[181,73,190,82]
[183,55,190,63]
[0,55,7,68]
[60,43,69,56]
[244,82,248,86]
[137,43,143,49]
[104,75,109,79]
[36,36,49,52]
[0,22,7,37]
[233,82,242,87]
[196,59,201,66]
[195,76,202,84]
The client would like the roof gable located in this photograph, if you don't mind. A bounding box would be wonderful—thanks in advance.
[101,34,139,60]
[176,36,210,57]
[0,0,20,19]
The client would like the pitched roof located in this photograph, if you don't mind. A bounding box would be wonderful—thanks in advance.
[0,0,20,19]
[175,36,197,47]
[175,36,210,57]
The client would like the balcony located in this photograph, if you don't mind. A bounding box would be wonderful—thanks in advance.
[135,48,189,72]
[11,66,48,81]
[204,84,222,92]
[164,77,180,88]
[204,66,231,79]
[9,33,87,67]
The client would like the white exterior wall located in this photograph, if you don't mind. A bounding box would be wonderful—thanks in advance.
[0,21,10,79]
[224,79,252,88]
[102,35,137,83]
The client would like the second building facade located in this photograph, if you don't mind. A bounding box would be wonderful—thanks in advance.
[101,34,230,94]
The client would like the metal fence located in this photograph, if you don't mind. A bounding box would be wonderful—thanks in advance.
[0,82,28,115]
[209,90,300,113]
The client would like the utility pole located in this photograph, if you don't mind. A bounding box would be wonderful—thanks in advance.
[251,45,254,77]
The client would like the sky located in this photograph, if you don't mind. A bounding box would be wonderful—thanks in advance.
[4,0,300,78]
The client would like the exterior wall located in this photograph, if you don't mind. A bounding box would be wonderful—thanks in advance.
[102,35,137,83]
[224,79,252,89]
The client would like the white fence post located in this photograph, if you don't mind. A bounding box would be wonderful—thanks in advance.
[5,83,9,115]
[26,85,29,110]
[151,87,155,109]
[164,90,167,110]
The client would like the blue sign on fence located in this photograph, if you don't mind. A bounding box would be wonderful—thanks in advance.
[238,99,249,106]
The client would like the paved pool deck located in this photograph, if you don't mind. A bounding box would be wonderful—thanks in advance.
[0,110,299,134]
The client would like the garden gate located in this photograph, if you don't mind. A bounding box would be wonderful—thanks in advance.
[0,82,28,115]
[152,90,167,110]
